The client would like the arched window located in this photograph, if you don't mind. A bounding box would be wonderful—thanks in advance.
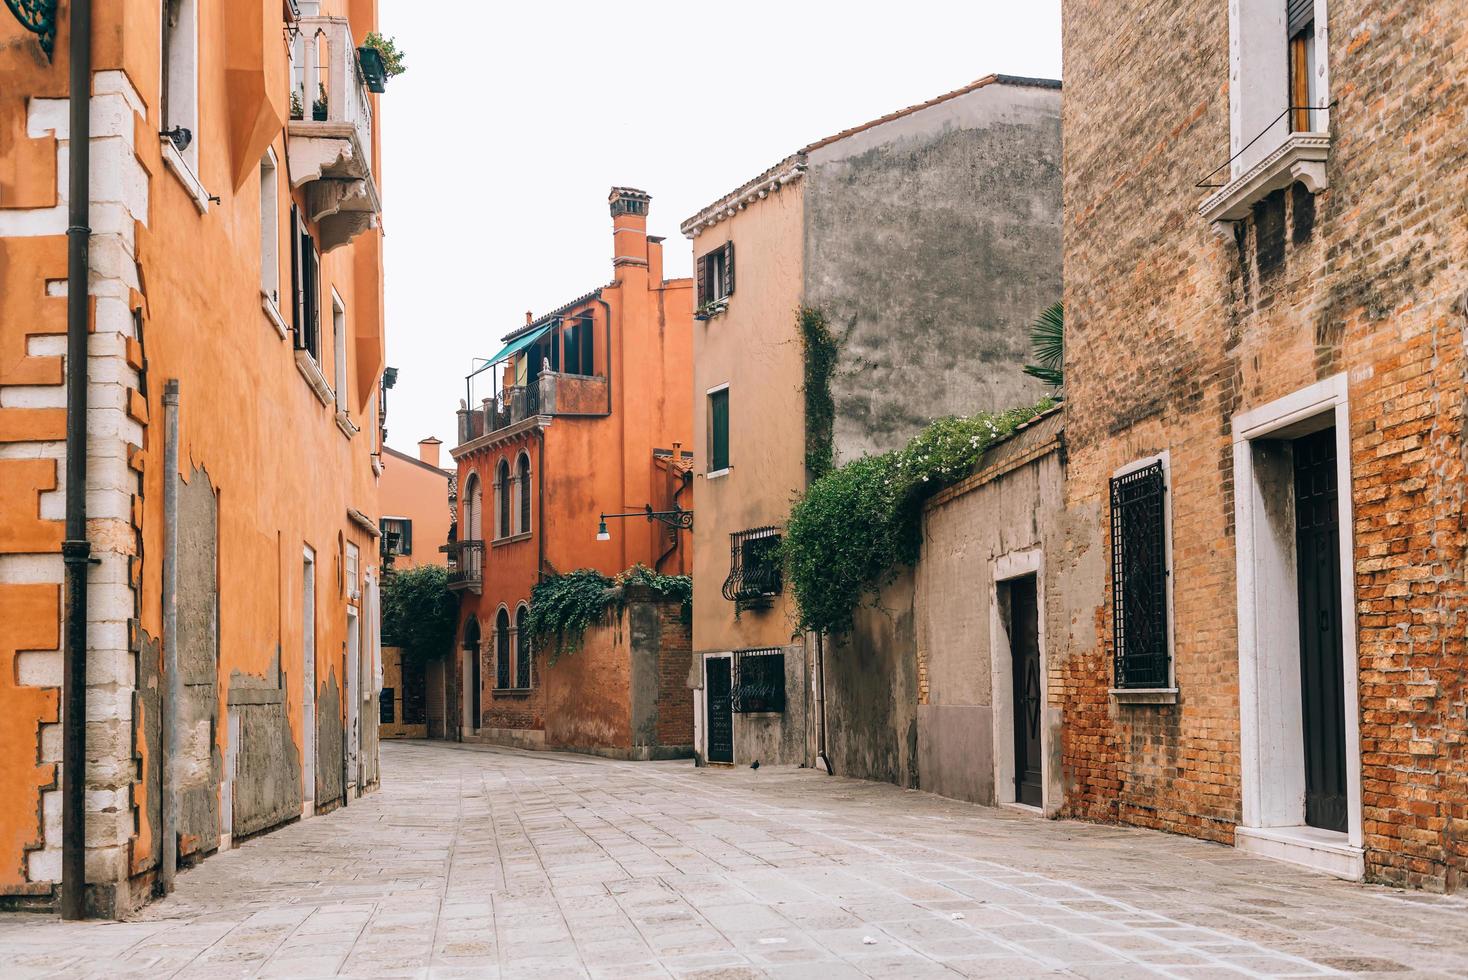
[495,458,511,539]
[515,604,531,689]
[495,607,511,689]
[463,473,482,541]
[516,453,532,535]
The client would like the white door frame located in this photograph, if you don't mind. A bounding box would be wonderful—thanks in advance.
[696,653,734,765]
[302,545,316,817]
[1232,372,1364,879]
[346,606,360,793]
[989,548,1050,813]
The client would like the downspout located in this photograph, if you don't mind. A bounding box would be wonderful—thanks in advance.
[160,382,181,893]
[536,428,546,580]
[59,0,93,921]
[816,631,832,775]
[654,471,690,573]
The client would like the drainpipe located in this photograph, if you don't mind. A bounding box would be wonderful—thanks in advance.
[59,0,93,921]
[160,382,181,893]
[536,428,545,580]
[816,631,832,775]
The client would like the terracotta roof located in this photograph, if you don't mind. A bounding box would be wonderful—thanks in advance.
[499,287,605,345]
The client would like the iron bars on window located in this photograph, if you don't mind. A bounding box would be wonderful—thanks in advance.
[732,648,785,713]
[1110,461,1169,689]
[721,527,782,609]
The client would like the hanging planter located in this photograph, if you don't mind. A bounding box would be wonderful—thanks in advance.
[357,45,387,93]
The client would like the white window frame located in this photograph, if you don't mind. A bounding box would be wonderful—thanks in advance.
[332,288,349,414]
[706,382,730,479]
[259,148,286,337]
[160,0,208,211]
[1108,451,1177,704]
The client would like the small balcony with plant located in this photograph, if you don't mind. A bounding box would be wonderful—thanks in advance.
[444,539,485,593]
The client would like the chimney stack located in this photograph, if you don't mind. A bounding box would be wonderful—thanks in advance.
[609,186,651,270]
[418,436,442,468]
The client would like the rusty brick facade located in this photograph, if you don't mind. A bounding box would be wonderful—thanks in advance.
[1061,0,1468,889]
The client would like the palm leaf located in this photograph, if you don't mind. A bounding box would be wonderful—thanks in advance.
[1022,301,1064,388]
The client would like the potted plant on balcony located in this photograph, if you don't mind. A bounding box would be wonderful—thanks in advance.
[312,83,329,121]
[358,32,406,94]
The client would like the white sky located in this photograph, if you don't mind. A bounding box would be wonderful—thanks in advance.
[379,0,1062,454]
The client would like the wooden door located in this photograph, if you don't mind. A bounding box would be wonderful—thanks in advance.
[1293,428,1348,833]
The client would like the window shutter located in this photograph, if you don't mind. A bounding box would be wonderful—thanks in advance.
[710,389,729,472]
[289,205,302,347]
[722,241,735,297]
[305,241,319,356]
[695,252,707,306]
[1286,0,1313,36]
[1110,461,1169,689]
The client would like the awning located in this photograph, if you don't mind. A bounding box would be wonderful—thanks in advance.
[482,323,551,367]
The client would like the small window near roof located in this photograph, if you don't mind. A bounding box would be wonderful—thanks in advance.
[696,242,735,307]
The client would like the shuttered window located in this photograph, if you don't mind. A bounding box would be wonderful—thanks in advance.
[1287,0,1317,132]
[709,388,729,473]
[1110,461,1170,689]
[516,453,531,535]
[495,608,511,689]
[496,459,511,539]
[696,242,735,307]
[515,605,531,689]
[291,205,320,358]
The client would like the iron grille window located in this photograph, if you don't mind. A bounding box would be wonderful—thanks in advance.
[732,648,785,713]
[722,527,782,608]
[1110,461,1170,689]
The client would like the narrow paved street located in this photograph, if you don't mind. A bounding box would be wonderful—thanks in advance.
[4,741,1466,980]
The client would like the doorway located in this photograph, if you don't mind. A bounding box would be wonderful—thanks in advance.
[991,549,1048,811]
[425,655,446,739]
[302,547,316,816]
[346,607,361,795]
[706,656,734,764]
[1233,374,1362,879]
[1006,575,1043,807]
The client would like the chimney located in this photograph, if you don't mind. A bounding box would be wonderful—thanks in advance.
[647,235,665,285]
[609,186,651,271]
[418,436,442,468]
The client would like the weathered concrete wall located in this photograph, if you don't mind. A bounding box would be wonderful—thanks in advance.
[802,78,1062,462]
[228,658,301,839]
[730,644,811,769]
[176,468,221,861]
[824,571,919,787]
[314,669,344,811]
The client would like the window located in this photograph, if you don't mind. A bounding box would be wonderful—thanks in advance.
[695,242,734,307]
[722,527,782,608]
[379,688,395,724]
[464,473,482,541]
[290,205,321,359]
[516,453,531,535]
[259,151,279,306]
[708,387,729,473]
[562,314,594,376]
[161,0,199,173]
[381,517,412,557]
[495,458,511,539]
[495,608,511,689]
[1287,0,1316,132]
[732,648,785,713]
[345,541,360,597]
[515,605,531,690]
[332,292,349,414]
[1110,460,1170,689]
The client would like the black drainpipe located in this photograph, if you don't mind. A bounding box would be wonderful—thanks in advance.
[60,0,93,921]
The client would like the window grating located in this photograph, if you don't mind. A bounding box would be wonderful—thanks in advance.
[721,527,782,607]
[1110,461,1170,689]
[732,648,785,713]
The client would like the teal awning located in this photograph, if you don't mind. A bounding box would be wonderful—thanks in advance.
[483,323,551,367]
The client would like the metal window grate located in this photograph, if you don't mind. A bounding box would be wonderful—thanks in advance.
[721,527,782,607]
[1110,462,1169,689]
[732,648,785,713]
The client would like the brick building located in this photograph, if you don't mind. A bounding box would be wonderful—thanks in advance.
[1060,0,1467,887]
[445,187,693,753]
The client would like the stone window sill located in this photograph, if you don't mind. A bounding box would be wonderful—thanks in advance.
[261,292,288,340]
[162,141,210,214]
[491,531,533,548]
[294,350,334,406]
[1199,133,1330,229]
[705,467,731,481]
[335,409,359,440]
[1109,687,1178,705]
[491,687,534,698]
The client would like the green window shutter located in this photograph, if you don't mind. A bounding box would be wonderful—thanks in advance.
[710,389,729,472]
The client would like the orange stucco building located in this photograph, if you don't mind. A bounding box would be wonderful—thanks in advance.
[379,437,453,570]
[1,0,388,915]
[446,187,692,747]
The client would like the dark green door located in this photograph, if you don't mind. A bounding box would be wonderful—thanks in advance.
[706,658,733,764]
[1009,576,1043,807]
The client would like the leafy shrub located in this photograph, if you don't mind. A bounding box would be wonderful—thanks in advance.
[526,564,692,662]
[381,565,457,664]
[784,400,1055,635]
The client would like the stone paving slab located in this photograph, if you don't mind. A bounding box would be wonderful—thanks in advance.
[3,739,1468,978]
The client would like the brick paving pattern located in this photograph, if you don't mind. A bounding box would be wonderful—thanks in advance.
[3,740,1466,979]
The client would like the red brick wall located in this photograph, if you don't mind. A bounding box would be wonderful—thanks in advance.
[656,601,694,747]
[1062,0,1468,889]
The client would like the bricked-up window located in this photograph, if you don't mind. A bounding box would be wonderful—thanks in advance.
[695,242,734,306]
[495,607,512,689]
[1110,461,1170,689]
[733,648,785,713]
[514,605,531,689]
[708,388,729,473]
[722,527,782,609]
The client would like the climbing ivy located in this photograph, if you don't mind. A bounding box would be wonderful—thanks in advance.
[526,564,692,663]
[783,400,1055,635]
[798,306,838,480]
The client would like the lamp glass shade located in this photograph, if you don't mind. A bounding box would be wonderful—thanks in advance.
[596,520,610,542]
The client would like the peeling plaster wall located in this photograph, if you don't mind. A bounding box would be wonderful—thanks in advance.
[802,80,1062,462]
[176,468,221,859]
[314,668,344,810]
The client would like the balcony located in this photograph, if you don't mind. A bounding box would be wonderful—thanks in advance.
[287,15,381,252]
[457,372,608,444]
[445,540,484,593]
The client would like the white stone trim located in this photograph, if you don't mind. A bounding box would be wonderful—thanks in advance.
[680,160,806,239]
[1232,372,1364,880]
[295,349,334,406]
[261,291,289,339]
[988,548,1053,815]
[1200,133,1330,227]
[161,139,210,214]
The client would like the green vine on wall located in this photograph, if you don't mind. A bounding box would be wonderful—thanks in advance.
[783,399,1056,636]
[526,564,692,664]
[798,306,838,480]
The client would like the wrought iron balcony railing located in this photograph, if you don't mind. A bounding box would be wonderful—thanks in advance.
[445,540,484,593]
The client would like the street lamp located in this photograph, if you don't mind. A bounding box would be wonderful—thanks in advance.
[595,503,693,541]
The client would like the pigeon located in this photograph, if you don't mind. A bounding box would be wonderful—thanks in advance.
[750,760,760,770]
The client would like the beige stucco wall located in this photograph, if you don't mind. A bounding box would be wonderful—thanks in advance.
[690,180,807,657]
